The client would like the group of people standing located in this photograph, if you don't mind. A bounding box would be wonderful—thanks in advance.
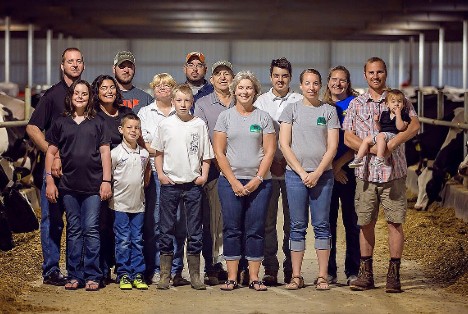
[26,47,419,294]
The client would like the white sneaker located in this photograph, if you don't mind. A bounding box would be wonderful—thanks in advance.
[371,157,384,167]
[349,159,364,168]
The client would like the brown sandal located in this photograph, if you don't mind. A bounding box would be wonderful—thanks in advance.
[285,276,305,290]
[65,279,80,290]
[85,280,100,291]
[315,276,330,291]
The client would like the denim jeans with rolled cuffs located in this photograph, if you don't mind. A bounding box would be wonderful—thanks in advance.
[286,170,334,251]
[218,176,272,261]
[63,193,102,285]
[114,211,145,281]
[40,175,65,277]
[159,182,203,256]
[144,171,187,277]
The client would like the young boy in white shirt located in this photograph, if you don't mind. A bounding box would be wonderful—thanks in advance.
[152,84,214,290]
[111,113,151,290]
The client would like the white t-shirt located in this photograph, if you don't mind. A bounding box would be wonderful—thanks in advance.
[110,142,149,213]
[254,88,303,175]
[151,115,214,184]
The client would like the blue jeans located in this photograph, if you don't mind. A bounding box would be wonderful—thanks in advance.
[40,175,65,277]
[144,171,186,275]
[286,170,334,251]
[63,193,102,284]
[114,211,145,281]
[218,176,272,261]
[329,165,360,278]
[159,182,202,255]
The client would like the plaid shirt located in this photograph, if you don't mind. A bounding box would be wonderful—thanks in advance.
[342,90,417,183]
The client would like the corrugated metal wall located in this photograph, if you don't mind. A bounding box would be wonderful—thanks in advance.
[0,38,465,93]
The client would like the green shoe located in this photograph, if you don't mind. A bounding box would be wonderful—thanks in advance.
[120,274,132,290]
[133,274,148,290]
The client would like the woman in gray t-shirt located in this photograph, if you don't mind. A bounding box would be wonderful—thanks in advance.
[279,69,339,291]
[213,71,276,292]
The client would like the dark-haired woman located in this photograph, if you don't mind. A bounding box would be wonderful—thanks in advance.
[45,79,112,291]
[91,75,133,284]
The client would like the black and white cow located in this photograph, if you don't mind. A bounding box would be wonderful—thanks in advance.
[414,108,465,210]
[0,103,39,251]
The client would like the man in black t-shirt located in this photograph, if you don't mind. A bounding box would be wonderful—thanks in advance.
[26,47,85,286]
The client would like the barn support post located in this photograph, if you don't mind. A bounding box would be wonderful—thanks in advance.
[46,29,52,86]
[4,16,10,83]
[438,27,444,88]
[28,24,34,89]
[418,90,425,133]
[437,90,444,120]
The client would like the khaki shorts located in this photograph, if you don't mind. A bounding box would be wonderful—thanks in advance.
[355,177,407,225]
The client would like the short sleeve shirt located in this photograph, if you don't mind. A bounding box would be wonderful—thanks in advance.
[254,88,303,162]
[137,102,175,171]
[151,115,214,183]
[122,86,153,113]
[379,110,411,133]
[28,80,68,134]
[46,115,110,194]
[214,107,275,179]
[278,101,340,172]
[342,90,418,183]
[110,142,149,213]
[194,92,235,142]
[97,106,133,149]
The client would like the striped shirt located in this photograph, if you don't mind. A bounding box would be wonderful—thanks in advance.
[342,90,417,183]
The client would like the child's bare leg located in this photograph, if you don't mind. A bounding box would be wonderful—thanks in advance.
[375,133,387,158]
[356,135,375,159]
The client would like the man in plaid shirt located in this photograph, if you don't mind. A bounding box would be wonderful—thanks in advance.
[343,57,420,293]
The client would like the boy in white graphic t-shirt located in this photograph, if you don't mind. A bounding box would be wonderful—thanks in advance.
[151,84,214,290]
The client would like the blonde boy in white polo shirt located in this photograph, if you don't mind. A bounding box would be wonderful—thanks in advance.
[111,113,151,290]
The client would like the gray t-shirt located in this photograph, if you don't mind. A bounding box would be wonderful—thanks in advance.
[278,100,340,172]
[214,107,275,179]
[124,87,154,114]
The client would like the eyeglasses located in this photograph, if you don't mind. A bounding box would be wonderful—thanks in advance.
[330,77,348,84]
[154,84,172,91]
[186,63,205,69]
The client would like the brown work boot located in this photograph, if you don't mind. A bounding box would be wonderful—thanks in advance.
[157,254,173,290]
[187,254,206,290]
[386,259,402,293]
[350,258,375,291]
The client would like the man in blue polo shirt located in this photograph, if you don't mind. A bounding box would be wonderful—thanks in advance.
[26,47,85,286]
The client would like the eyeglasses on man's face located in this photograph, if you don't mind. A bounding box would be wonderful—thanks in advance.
[186,62,205,69]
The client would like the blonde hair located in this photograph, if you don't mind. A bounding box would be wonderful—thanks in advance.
[149,73,177,89]
[229,71,262,102]
[171,84,194,100]
[385,89,405,105]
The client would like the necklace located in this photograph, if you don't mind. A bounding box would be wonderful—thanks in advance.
[100,104,118,117]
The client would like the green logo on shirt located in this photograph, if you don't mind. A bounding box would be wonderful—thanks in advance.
[250,124,262,133]
[317,117,326,125]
